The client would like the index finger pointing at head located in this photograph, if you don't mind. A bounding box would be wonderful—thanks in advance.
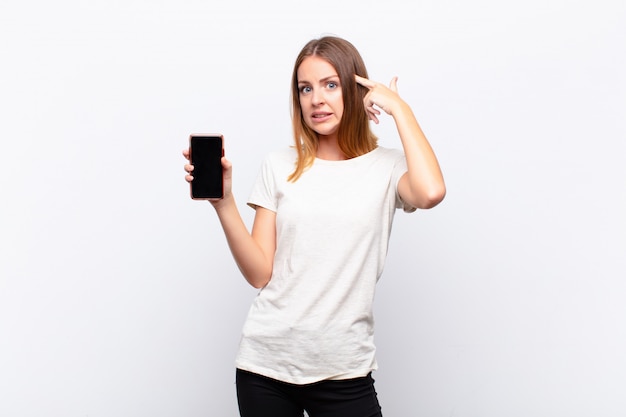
[355,74,375,88]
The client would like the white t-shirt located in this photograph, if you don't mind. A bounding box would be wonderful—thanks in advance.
[236,146,414,384]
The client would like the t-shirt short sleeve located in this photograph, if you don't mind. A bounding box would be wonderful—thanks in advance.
[247,151,282,212]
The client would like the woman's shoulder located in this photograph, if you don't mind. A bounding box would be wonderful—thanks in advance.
[372,145,405,163]
[258,147,298,173]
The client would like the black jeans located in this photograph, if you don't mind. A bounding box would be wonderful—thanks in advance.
[236,369,383,417]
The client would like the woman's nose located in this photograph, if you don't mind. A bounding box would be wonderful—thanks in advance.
[311,89,324,105]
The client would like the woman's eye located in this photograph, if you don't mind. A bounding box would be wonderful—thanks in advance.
[327,81,338,89]
[300,86,312,94]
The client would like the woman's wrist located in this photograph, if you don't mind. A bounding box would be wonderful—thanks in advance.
[210,193,235,213]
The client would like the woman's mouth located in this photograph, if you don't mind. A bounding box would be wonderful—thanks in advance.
[312,112,332,121]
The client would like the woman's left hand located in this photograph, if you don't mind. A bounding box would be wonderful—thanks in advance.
[355,74,403,124]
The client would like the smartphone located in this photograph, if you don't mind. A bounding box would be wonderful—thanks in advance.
[189,134,224,200]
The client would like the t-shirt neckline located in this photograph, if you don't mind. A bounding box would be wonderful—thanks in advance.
[313,146,381,166]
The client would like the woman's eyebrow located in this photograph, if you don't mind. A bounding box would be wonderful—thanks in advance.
[320,75,339,82]
[298,75,339,84]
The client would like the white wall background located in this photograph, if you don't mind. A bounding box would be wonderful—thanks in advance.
[1,0,624,416]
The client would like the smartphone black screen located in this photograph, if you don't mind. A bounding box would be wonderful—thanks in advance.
[189,135,223,199]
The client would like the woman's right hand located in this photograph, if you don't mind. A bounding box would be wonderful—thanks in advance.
[182,149,233,207]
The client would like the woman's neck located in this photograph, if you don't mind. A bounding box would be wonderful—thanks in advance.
[316,135,346,161]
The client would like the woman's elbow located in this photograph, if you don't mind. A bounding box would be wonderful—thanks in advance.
[244,267,272,289]
[413,184,446,209]
[248,277,270,289]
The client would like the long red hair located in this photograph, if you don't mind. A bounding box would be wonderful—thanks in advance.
[288,36,377,182]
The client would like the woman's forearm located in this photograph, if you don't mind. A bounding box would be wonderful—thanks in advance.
[213,197,274,288]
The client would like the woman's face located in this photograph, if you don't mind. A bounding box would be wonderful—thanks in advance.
[297,56,344,140]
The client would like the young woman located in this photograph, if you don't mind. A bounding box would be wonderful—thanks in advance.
[183,36,445,417]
